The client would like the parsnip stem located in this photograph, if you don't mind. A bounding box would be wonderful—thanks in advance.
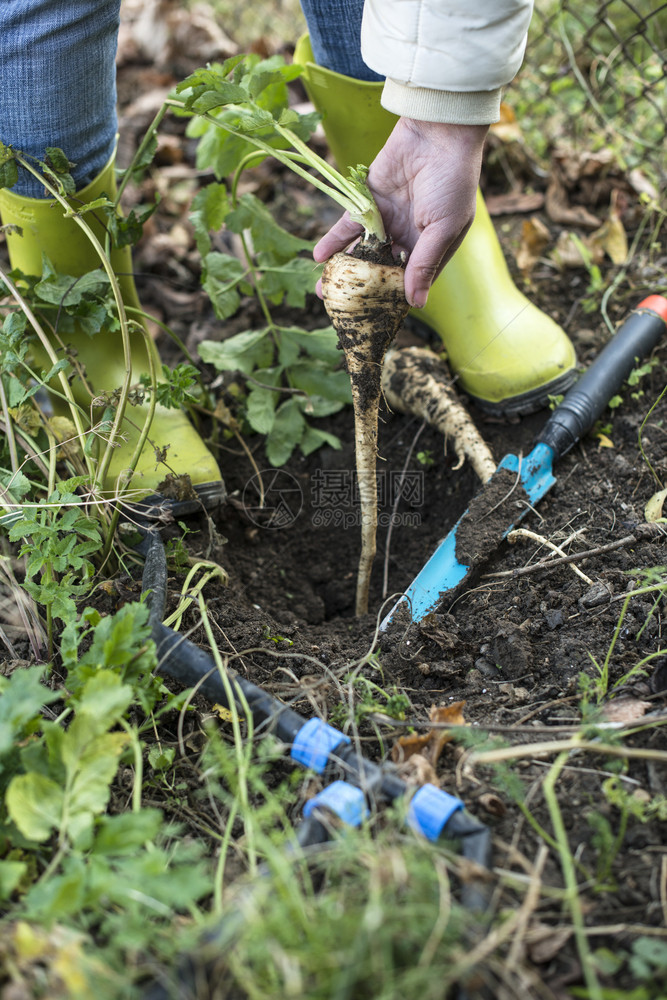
[321,249,409,615]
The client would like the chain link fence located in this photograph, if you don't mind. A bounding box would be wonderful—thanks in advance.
[517,0,666,189]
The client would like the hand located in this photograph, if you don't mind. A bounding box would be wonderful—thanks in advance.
[313,119,489,308]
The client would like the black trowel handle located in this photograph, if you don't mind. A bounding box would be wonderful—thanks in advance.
[538,296,667,461]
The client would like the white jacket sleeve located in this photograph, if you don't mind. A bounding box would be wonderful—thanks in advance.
[360,0,534,125]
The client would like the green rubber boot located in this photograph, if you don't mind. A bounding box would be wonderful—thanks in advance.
[0,160,224,509]
[294,34,577,416]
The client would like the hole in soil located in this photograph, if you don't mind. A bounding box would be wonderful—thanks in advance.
[216,407,489,629]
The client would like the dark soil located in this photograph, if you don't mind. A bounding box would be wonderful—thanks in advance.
[118,52,667,997]
[453,465,529,566]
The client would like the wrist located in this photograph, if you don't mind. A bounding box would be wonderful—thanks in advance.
[405,119,488,149]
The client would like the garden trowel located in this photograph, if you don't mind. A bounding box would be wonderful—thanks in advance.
[380,295,667,630]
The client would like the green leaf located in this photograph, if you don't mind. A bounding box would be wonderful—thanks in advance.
[0,860,27,899]
[45,147,74,174]
[147,746,176,772]
[265,397,305,467]
[225,193,313,262]
[190,115,265,180]
[246,371,281,434]
[6,772,63,842]
[200,251,246,320]
[300,425,343,456]
[35,258,109,307]
[629,936,667,979]
[73,671,134,726]
[0,158,18,190]
[199,327,273,376]
[291,362,352,413]
[0,666,59,760]
[60,719,128,841]
[107,201,158,249]
[257,258,318,308]
[278,325,340,364]
[126,133,158,177]
[190,182,230,256]
[23,861,87,920]
[93,808,163,854]
[0,468,31,501]
[192,82,249,112]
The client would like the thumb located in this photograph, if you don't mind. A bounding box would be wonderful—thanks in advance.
[313,213,364,262]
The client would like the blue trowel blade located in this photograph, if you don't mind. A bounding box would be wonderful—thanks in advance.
[380,443,556,630]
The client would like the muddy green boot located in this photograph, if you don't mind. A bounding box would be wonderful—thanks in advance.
[0,159,225,510]
[294,34,577,417]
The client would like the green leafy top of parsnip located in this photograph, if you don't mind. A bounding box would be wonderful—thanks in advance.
[169,55,386,242]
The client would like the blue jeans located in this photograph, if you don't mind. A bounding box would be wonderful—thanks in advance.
[0,0,375,199]
[0,0,120,197]
[299,0,383,81]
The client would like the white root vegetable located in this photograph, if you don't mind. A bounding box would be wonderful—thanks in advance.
[321,249,409,616]
[382,346,496,483]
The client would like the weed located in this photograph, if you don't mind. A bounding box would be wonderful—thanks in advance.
[182,55,359,464]
[7,482,102,657]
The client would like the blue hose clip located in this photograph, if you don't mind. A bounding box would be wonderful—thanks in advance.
[408,784,464,842]
[291,718,350,773]
[304,780,368,828]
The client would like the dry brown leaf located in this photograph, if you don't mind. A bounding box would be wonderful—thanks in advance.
[486,191,545,216]
[516,216,551,274]
[588,191,628,265]
[477,792,506,817]
[428,702,467,766]
[645,488,667,522]
[526,923,573,964]
[391,701,467,769]
[550,230,604,270]
[391,732,431,763]
[545,172,601,228]
[553,146,614,184]
[628,168,658,200]
[489,102,523,143]
[395,754,439,787]
[601,697,652,724]
[596,432,615,449]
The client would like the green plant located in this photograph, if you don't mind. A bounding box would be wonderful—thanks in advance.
[572,937,667,999]
[331,673,411,729]
[582,565,667,703]
[6,481,102,657]
[0,602,213,998]
[180,56,360,465]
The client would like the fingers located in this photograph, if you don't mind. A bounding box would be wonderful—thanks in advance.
[403,219,473,308]
[313,213,364,262]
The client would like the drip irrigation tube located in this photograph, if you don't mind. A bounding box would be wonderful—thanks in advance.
[139,528,492,996]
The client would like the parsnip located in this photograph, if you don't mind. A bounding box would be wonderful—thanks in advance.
[321,248,409,616]
[382,347,496,483]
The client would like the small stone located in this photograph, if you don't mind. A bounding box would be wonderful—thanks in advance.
[579,582,613,608]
